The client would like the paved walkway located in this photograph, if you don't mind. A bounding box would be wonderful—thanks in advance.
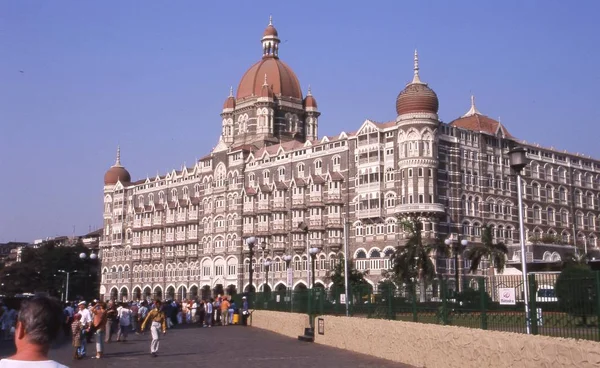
[0,324,409,367]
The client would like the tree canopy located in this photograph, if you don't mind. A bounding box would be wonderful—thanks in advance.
[465,224,508,273]
[0,241,99,301]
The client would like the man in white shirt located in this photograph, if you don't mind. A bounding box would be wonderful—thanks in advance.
[77,302,92,358]
[0,296,69,368]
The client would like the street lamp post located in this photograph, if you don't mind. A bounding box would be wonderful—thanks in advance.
[309,247,319,289]
[298,222,310,287]
[509,146,531,334]
[246,237,256,305]
[444,238,468,294]
[263,261,271,293]
[58,270,77,302]
[282,255,292,289]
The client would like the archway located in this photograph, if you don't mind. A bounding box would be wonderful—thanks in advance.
[189,285,199,299]
[109,287,118,301]
[275,283,287,292]
[244,284,256,293]
[294,283,307,292]
[120,287,128,302]
[260,284,272,293]
[226,285,237,296]
[143,287,152,301]
[166,285,176,300]
[213,284,224,298]
[132,287,141,301]
[201,285,211,300]
[178,285,187,300]
[153,286,163,300]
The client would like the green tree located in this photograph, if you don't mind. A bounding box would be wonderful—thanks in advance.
[389,218,442,302]
[465,224,508,273]
[327,255,370,300]
[555,264,597,326]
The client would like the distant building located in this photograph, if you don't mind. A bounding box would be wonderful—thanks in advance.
[0,242,28,266]
[98,18,599,302]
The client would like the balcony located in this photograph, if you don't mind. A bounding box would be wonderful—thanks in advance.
[273,201,286,210]
[309,195,322,204]
[133,238,141,246]
[395,203,445,215]
[188,232,198,240]
[243,203,254,213]
[293,241,305,251]
[325,192,342,203]
[152,217,163,226]
[166,252,175,259]
[176,232,186,241]
[166,215,175,224]
[273,242,285,251]
[132,253,141,261]
[176,251,186,258]
[309,239,323,248]
[152,253,162,260]
[99,240,111,248]
[356,208,382,219]
[142,218,152,227]
[326,218,343,228]
[152,235,162,244]
[356,182,382,192]
[176,213,187,222]
[309,219,324,228]
[142,254,151,260]
[188,212,198,221]
[272,222,286,232]
[257,224,269,233]
[188,249,198,257]
[133,219,142,228]
[142,236,151,245]
[165,233,175,242]
[258,202,270,212]
[292,197,305,206]
[215,226,226,233]
[243,225,254,234]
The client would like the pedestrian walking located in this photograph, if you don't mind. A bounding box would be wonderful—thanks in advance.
[141,300,167,358]
[71,314,82,360]
[92,302,107,359]
[116,303,131,342]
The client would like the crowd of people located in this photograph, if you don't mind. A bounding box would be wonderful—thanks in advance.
[62,294,249,360]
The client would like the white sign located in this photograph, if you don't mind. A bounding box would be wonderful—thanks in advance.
[99,285,106,295]
[276,295,280,303]
[339,294,346,304]
[286,268,293,289]
[499,288,516,305]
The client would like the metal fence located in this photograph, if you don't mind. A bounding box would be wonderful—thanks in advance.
[238,272,600,342]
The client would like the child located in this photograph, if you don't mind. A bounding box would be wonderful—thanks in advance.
[71,314,82,360]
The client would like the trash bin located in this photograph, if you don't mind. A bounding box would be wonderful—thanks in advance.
[233,312,240,325]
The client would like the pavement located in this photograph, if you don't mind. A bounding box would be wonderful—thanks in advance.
[0,324,410,367]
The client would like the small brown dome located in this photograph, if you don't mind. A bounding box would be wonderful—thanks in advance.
[104,166,131,185]
[304,89,317,108]
[396,83,439,115]
[264,24,278,37]
[223,96,236,109]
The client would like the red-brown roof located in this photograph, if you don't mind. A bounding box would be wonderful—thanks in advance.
[237,58,302,101]
[450,113,512,138]
[396,83,439,115]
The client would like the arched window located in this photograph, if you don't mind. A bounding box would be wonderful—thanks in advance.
[297,163,305,176]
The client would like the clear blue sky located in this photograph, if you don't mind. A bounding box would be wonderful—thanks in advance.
[1,1,599,242]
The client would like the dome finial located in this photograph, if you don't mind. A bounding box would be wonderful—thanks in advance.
[307,84,312,96]
[462,94,482,117]
[263,73,268,86]
[229,86,233,97]
[115,146,122,167]
[269,15,273,25]
[412,49,422,84]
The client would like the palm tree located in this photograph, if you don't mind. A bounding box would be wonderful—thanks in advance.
[465,224,508,274]
[390,218,443,302]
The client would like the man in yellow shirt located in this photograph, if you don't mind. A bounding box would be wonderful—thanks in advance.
[141,300,167,357]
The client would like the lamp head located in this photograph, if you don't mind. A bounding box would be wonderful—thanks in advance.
[309,247,319,255]
[79,253,86,259]
[246,236,256,248]
[90,253,98,260]
[444,238,452,246]
[283,255,292,262]
[508,147,529,173]
[264,261,271,267]
[260,242,267,250]
[461,239,469,247]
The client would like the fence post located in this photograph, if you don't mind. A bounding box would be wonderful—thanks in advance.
[440,277,449,325]
[479,277,488,330]
[387,286,393,320]
[411,282,418,322]
[596,272,600,342]
[528,274,538,335]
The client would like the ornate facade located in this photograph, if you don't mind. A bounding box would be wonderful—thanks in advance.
[99,19,600,301]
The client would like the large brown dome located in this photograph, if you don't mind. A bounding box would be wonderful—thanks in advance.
[104,147,131,185]
[236,58,302,100]
[104,166,131,185]
[396,83,439,115]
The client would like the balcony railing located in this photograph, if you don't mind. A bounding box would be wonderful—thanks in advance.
[166,233,174,242]
[142,254,151,260]
[142,237,151,245]
[273,201,285,209]
[176,251,186,258]
[188,232,198,240]
[272,222,285,232]
[151,253,162,260]
[133,219,142,227]
[176,213,187,222]
[132,253,141,260]
[166,215,175,224]
[188,212,198,221]
[153,217,163,226]
[309,239,323,248]
[176,232,186,241]
[166,252,174,259]
[133,238,141,246]
[188,249,198,257]
[292,197,305,206]
[357,208,382,219]
[258,202,270,211]
[309,219,323,228]
[326,218,342,227]
[152,235,162,244]
[142,218,152,227]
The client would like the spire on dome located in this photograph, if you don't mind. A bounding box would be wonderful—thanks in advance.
[263,73,268,86]
[229,86,233,97]
[114,146,122,167]
[307,85,312,96]
[412,49,422,84]
[462,94,482,117]
[262,16,280,58]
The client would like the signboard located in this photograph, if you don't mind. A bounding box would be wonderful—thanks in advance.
[286,268,293,289]
[317,318,324,335]
[99,285,106,295]
[339,294,346,304]
[276,295,280,303]
[499,288,516,305]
